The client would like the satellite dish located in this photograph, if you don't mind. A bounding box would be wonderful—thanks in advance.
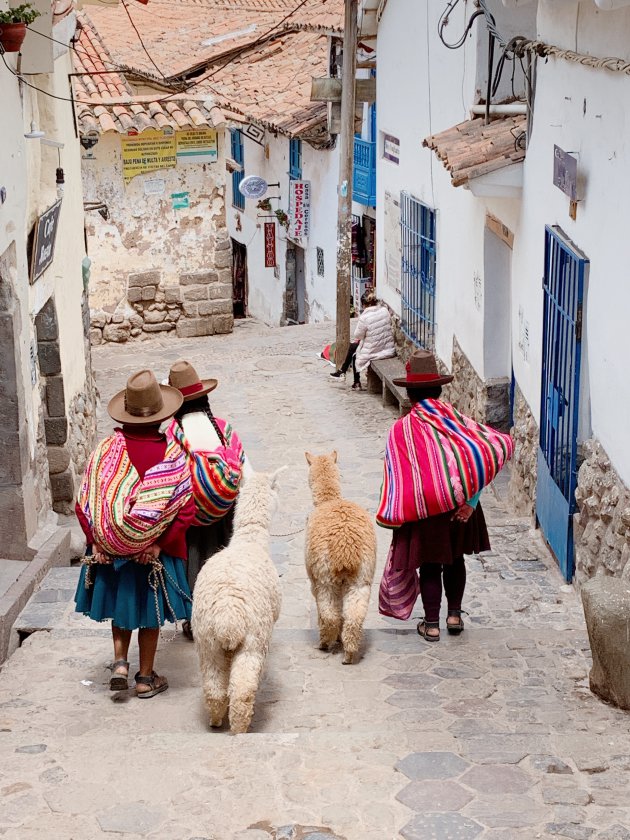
[239,175,269,199]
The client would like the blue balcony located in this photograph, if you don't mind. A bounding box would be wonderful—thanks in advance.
[353,137,376,207]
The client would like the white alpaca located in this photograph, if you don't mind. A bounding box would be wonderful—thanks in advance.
[191,470,283,734]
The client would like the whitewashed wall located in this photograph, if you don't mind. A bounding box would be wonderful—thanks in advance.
[227,131,339,325]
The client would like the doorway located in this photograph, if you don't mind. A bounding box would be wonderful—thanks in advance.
[231,239,248,318]
[285,244,306,324]
[536,226,588,582]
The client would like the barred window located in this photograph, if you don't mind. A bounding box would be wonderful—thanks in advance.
[400,192,436,350]
[316,247,325,277]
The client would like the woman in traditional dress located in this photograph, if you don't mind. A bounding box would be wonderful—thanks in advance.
[377,350,513,642]
[75,370,196,697]
[330,291,396,389]
[165,360,251,640]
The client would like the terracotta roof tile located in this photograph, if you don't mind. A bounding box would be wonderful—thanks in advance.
[423,115,527,187]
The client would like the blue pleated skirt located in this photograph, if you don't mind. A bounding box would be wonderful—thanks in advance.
[74,554,192,630]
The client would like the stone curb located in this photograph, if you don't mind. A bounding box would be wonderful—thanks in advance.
[0,528,71,664]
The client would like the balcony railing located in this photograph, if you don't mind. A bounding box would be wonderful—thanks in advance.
[353,137,376,207]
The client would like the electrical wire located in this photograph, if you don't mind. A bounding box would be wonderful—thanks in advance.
[120,0,166,80]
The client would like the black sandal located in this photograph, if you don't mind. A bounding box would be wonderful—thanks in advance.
[182,620,194,641]
[417,619,440,642]
[446,609,468,635]
[135,671,169,699]
[109,659,129,691]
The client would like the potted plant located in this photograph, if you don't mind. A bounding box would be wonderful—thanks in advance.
[257,198,272,213]
[0,4,41,54]
[274,208,290,230]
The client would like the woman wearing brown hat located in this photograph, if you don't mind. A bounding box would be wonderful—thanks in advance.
[166,361,250,640]
[74,370,196,697]
[376,350,513,642]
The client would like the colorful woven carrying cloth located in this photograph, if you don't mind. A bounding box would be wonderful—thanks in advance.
[376,398,513,528]
[77,428,192,556]
[169,418,245,526]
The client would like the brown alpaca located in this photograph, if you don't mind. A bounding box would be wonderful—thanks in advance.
[305,451,377,664]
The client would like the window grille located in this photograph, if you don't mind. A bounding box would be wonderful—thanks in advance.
[230,129,245,211]
[400,192,436,350]
[316,247,325,277]
[289,137,302,180]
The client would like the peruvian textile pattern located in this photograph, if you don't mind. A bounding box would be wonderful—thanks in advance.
[170,418,245,526]
[376,399,513,528]
[78,429,192,556]
[378,545,420,620]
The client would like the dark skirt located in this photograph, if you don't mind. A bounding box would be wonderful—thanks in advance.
[390,503,490,569]
[186,508,234,594]
[74,553,192,630]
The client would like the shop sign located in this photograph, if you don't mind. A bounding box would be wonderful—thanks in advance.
[264,222,276,267]
[121,129,176,184]
[289,179,311,240]
[30,199,62,283]
[383,133,400,165]
[176,128,218,164]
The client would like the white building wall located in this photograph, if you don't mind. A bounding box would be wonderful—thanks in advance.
[227,131,339,326]
[512,0,630,484]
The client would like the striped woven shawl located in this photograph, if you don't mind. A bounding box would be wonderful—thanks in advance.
[169,418,244,526]
[78,428,192,556]
[376,399,513,528]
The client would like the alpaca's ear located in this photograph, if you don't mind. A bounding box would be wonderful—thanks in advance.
[305,452,313,465]
[331,450,338,463]
[270,465,288,488]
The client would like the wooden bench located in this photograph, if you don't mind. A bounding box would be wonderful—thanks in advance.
[366,357,412,416]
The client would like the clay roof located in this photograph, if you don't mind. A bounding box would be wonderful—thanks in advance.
[73,14,224,135]
[72,2,334,146]
[423,115,527,187]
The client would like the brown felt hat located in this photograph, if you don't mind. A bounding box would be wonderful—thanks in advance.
[108,369,183,425]
[168,360,218,402]
[392,349,454,389]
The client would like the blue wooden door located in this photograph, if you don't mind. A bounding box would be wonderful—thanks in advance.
[536,226,588,581]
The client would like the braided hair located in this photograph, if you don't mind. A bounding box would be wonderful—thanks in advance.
[175,395,226,445]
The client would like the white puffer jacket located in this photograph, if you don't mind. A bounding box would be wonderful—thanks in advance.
[353,304,396,372]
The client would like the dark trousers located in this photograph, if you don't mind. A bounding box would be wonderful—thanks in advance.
[339,341,360,384]
[419,557,466,623]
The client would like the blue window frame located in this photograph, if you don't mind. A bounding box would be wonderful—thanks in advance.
[230,129,245,210]
[289,137,302,180]
[400,192,436,350]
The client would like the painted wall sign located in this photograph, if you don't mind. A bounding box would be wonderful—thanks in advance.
[176,128,218,164]
[171,191,190,210]
[383,133,400,165]
[121,130,176,184]
[264,222,276,267]
[143,177,166,196]
[30,199,62,283]
[553,145,578,200]
[289,180,311,240]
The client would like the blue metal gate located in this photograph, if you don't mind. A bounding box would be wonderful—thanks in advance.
[536,226,588,581]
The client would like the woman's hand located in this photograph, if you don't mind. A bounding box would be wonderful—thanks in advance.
[93,543,112,564]
[451,504,474,524]
[136,544,161,565]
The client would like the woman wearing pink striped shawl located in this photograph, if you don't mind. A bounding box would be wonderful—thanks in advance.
[376,350,513,642]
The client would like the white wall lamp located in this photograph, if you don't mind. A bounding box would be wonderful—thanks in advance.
[24,122,66,198]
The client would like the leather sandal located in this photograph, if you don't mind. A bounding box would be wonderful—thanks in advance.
[109,659,129,691]
[417,619,440,642]
[446,609,468,635]
[135,671,169,699]
[182,620,194,641]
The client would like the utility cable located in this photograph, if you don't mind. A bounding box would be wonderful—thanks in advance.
[120,0,166,80]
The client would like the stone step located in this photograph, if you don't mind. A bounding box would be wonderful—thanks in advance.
[12,565,80,644]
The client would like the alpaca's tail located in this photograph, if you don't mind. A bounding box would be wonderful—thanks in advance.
[208,595,248,651]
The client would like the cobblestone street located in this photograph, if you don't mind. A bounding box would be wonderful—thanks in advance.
[0,321,629,840]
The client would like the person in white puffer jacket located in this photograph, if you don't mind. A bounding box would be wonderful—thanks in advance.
[331,291,396,389]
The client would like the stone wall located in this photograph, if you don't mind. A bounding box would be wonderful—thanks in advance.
[446,338,510,432]
[507,384,538,518]
[574,439,630,585]
[90,238,234,344]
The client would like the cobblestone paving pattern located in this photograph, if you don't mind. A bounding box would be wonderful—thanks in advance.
[0,321,629,839]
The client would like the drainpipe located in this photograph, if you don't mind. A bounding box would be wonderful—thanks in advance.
[471,103,527,117]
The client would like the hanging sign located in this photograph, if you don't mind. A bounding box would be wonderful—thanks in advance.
[121,130,176,184]
[553,145,578,201]
[289,179,311,240]
[264,222,276,267]
[30,199,62,284]
[176,128,218,164]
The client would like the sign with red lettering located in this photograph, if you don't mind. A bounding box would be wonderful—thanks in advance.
[264,222,276,267]
[289,179,311,241]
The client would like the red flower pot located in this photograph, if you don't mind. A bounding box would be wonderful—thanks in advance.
[0,22,27,53]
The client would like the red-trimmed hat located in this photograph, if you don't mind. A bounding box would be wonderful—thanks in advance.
[168,360,218,402]
[392,349,454,389]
